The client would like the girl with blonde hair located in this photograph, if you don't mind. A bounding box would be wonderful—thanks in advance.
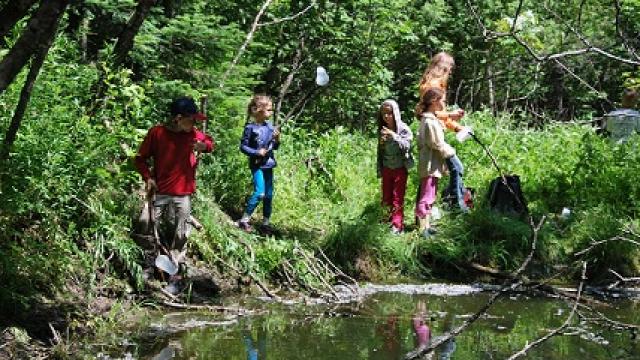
[418,52,471,212]
[238,94,281,234]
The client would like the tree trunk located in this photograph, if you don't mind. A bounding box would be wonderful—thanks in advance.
[1,6,62,162]
[112,0,157,67]
[0,0,39,40]
[0,0,69,95]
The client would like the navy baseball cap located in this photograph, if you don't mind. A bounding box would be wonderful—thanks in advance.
[170,97,207,121]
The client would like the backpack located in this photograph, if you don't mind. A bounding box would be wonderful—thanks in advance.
[486,175,528,215]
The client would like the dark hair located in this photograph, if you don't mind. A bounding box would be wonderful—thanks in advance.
[415,87,445,119]
[377,100,396,128]
[170,97,199,116]
[621,88,639,108]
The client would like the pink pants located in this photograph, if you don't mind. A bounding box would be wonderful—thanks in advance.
[415,176,439,219]
[381,167,408,230]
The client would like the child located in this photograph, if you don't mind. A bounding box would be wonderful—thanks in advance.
[418,52,470,212]
[238,94,280,234]
[135,96,214,292]
[377,99,414,234]
[415,87,456,237]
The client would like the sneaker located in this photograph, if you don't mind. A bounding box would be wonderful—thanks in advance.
[238,220,253,233]
[390,226,402,235]
[422,227,437,239]
[163,281,183,296]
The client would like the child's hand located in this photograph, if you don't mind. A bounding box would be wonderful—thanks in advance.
[146,179,157,194]
[381,126,395,141]
[193,141,207,152]
[449,109,465,121]
[273,127,281,141]
[258,148,268,156]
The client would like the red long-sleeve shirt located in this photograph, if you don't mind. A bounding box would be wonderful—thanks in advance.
[134,125,214,195]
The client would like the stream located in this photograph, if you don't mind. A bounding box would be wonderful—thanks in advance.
[98,283,639,359]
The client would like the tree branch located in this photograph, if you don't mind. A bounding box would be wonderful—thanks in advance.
[0,0,38,40]
[507,261,587,359]
[218,0,274,88]
[404,216,546,360]
[1,21,57,162]
[257,1,316,27]
[274,39,305,125]
[0,0,70,94]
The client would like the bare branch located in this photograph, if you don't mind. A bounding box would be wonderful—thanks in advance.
[511,0,525,34]
[404,216,546,360]
[574,235,640,257]
[552,59,611,105]
[219,0,274,88]
[466,0,640,66]
[220,1,317,88]
[258,1,316,27]
[541,3,640,66]
[507,262,587,360]
[275,39,305,125]
[608,269,640,287]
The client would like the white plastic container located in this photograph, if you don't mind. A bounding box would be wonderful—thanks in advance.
[316,66,329,86]
[456,126,473,143]
[155,254,178,275]
[605,109,640,143]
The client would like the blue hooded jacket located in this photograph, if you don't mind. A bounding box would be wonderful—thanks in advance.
[240,121,279,169]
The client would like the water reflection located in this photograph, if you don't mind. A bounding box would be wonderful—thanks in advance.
[412,300,431,348]
[438,313,456,360]
[242,326,267,360]
[375,314,401,359]
[129,292,639,360]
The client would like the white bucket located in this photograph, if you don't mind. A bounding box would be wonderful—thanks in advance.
[605,109,640,143]
[456,127,473,143]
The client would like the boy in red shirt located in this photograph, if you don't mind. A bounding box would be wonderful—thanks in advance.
[135,97,214,291]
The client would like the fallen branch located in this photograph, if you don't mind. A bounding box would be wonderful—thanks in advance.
[507,261,587,359]
[404,216,546,360]
[574,235,640,257]
[607,269,640,288]
[211,252,280,301]
[161,301,251,314]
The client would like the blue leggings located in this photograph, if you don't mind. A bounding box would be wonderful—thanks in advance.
[244,168,274,218]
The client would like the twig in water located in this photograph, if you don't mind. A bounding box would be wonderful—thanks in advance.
[506,261,587,359]
[404,216,546,360]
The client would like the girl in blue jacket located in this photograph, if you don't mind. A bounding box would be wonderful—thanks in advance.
[238,94,280,234]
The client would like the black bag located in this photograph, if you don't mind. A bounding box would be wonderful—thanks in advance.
[487,175,528,215]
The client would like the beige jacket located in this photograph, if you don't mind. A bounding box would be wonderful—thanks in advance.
[417,112,455,178]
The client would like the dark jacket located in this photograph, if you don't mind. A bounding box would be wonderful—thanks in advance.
[240,121,280,169]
